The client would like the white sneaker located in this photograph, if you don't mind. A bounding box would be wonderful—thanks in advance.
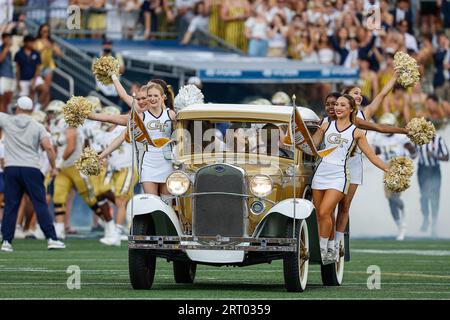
[116,224,128,241]
[99,235,121,246]
[320,248,327,263]
[99,220,121,246]
[47,239,66,250]
[326,248,337,262]
[15,225,26,239]
[1,240,13,252]
[23,229,35,238]
[396,227,406,241]
[32,226,46,240]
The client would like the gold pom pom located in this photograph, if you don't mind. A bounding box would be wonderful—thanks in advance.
[75,147,102,176]
[63,96,93,127]
[393,51,421,88]
[92,56,120,85]
[406,117,436,145]
[384,157,414,193]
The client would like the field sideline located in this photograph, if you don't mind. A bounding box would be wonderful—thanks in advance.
[0,239,449,299]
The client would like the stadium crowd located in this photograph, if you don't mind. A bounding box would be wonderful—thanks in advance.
[0,1,449,118]
[0,0,449,251]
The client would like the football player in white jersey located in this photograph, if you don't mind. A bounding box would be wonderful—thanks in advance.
[372,113,417,240]
[49,103,115,241]
[82,102,117,235]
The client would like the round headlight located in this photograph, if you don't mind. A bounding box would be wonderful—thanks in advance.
[249,175,273,198]
[166,172,190,196]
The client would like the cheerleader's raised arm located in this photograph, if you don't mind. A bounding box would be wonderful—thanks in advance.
[362,71,398,120]
[86,74,136,126]
[111,74,134,108]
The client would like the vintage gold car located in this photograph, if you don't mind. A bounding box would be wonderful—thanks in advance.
[127,104,349,292]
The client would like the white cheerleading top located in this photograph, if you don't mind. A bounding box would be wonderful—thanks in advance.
[142,108,173,153]
[322,109,365,155]
[320,120,357,166]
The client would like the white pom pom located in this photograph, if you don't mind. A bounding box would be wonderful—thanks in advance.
[174,84,204,112]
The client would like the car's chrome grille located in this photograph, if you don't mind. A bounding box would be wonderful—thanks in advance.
[193,164,245,237]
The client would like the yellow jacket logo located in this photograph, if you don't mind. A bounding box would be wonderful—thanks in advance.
[146,120,169,132]
[327,133,349,148]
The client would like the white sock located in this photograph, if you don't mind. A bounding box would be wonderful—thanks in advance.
[105,220,115,237]
[335,231,344,245]
[320,237,329,251]
[327,240,335,250]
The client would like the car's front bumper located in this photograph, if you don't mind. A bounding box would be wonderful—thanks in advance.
[128,235,297,252]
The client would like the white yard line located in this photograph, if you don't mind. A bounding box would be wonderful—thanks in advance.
[353,249,450,256]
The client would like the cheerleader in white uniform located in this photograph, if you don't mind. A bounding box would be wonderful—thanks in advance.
[87,74,176,196]
[320,91,410,254]
[329,73,399,252]
[312,95,388,262]
[138,82,175,192]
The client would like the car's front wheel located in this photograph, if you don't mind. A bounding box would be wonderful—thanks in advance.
[129,215,156,290]
[173,261,197,284]
[283,219,309,292]
[320,237,345,286]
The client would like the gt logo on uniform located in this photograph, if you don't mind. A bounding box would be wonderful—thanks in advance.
[146,120,169,132]
[327,133,349,148]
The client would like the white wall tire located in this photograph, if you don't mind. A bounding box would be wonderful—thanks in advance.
[283,219,309,292]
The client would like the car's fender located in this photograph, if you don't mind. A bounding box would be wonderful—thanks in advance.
[253,198,315,238]
[126,194,183,236]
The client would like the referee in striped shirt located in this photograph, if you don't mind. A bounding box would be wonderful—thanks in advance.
[417,133,449,237]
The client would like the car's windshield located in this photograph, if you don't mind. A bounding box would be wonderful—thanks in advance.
[178,120,295,160]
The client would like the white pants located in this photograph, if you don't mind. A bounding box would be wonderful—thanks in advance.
[19,77,45,96]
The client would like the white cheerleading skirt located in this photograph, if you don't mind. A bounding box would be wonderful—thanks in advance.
[139,151,174,183]
[348,153,363,185]
[312,161,350,194]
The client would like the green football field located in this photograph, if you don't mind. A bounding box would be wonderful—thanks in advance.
[1,239,449,300]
